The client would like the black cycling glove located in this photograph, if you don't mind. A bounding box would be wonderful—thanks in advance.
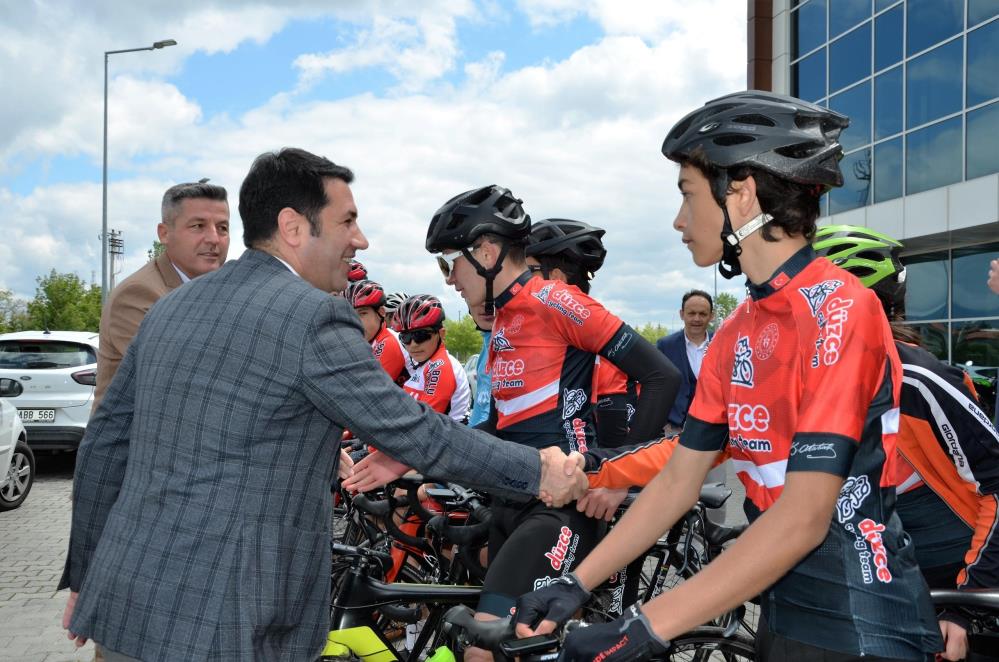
[515,572,591,630]
[559,604,670,662]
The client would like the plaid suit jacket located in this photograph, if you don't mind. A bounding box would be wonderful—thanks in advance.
[60,249,540,661]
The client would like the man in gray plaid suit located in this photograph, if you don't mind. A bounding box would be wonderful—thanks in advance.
[60,147,587,661]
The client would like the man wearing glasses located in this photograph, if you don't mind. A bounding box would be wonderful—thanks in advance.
[424,185,680,662]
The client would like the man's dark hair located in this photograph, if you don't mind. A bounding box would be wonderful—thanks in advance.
[681,289,713,311]
[683,147,822,242]
[478,232,527,265]
[533,255,591,293]
[161,179,228,225]
[239,148,354,248]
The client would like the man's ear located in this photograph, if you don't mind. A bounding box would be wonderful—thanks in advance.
[439,327,447,341]
[276,207,304,247]
[728,175,762,223]
[156,222,169,244]
[476,240,499,270]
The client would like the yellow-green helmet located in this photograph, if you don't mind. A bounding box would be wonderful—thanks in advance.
[813,224,905,288]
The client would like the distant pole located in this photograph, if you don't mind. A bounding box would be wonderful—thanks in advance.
[101,39,177,303]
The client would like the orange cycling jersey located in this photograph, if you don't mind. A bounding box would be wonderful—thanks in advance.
[371,326,409,385]
[402,341,470,422]
[489,272,629,453]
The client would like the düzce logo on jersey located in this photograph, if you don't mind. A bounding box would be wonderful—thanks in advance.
[563,417,588,453]
[532,284,591,326]
[857,518,893,584]
[799,280,843,317]
[562,388,587,419]
[492,329,514,352]
[729,433,772,453]
[730,336,755,388]
[812,296,854,368]
[545,525,580,572]
[836,475,871,523]
[492,356,525,389]
[727,403,769,432]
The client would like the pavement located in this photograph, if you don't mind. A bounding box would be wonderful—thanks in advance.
[0,452,93,662]
[0,452,746,662]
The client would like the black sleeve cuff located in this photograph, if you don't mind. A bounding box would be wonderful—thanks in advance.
[787,433,857,476]
[679,416,728,452]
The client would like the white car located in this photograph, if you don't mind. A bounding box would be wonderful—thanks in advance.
[0,378,33,511]
[0,330,99,451]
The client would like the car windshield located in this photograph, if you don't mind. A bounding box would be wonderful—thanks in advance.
[0,340,96,369]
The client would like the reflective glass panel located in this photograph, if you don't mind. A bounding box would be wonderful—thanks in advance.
[968,20,999,107]
[874,5,903,72]
[907,0,963,55]
[903,322,949,360]
[874,66,903,139]
[904,252,949,321]
[830,0,870,38]
[793,48,827,102]
[969,0,999,25]
[829,148,872,213]
[793,0,828,59]
[968,101,999,180]
[906,116,962,194]
[907,40,963,128]
[874,137,902,202]
[829,21,871,93]
[952,242,999,319]
[830,82,871,151]
[876,0,900,10]
[952,320,999,422]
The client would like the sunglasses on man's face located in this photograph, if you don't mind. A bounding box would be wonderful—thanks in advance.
[399,328,437,345]
[434,251,463,279]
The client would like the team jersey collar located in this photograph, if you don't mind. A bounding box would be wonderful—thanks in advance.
[494,270,535,310]
[746,244,816,301]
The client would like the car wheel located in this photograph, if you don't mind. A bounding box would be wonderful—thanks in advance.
[0,440,35,511]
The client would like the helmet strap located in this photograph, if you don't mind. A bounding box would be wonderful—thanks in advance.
[718,206,774,280]
[462,243,510,316]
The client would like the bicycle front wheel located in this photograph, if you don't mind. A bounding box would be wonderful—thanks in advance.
[658,627,756,661]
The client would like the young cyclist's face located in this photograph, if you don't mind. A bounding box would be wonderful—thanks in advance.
[403,329,441,363]
[355,306,383,343]
[444,243,488,307]
[673,164,724,267]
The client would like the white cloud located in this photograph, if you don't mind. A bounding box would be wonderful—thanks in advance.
[0,0,750,325]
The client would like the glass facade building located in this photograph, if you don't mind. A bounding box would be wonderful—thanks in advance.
[755,0,999,412]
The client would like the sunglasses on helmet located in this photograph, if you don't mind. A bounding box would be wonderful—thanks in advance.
[399,328,437,345]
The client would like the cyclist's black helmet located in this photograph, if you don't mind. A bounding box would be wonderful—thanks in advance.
[661,90,850,189]
[527,218,607,274]
[426,185,531,252]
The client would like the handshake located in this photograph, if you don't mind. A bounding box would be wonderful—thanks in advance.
[537,447,589,507]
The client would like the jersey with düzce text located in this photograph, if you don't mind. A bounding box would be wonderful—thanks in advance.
[371,326,410,385]
[682,246,940,659]
[490,271,631,453]
[402,341,470,422]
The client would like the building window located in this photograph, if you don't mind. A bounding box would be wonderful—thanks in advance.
[830,0,870,39]
[875,4,904,72]
[967,19,999,107]
[967,101,999,180]
[831,81,871,151]
[830,148,872,213]
[905,322,950,360]
[792,0,827,60]
[904,251,949,321]
[952,242,999,319]
[875,66,903,140]
[951,320,999,420]
[793,48,827,102]
[969,0,999,26]
[907,39,963,128]
[874,137,903,202]
[830,21,872,93]
[906,116,962,194]
[906,0,963,56]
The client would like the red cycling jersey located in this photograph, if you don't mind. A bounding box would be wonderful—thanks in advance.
[489,272,627,453]
[402,341,471,422]
[682,246,939,658]
[371,325,409,385]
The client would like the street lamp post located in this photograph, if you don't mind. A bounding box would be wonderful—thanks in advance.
[102,39,177,303]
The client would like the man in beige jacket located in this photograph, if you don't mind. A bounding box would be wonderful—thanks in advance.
[93,180,230,409]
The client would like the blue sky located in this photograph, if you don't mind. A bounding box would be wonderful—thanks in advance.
[0,1,748,326]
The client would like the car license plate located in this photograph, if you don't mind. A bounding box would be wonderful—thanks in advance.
[17,409,56,423]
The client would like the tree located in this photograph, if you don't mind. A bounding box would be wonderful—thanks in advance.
[0,289,30,333]
[24,270,102,331]
[443,315,484,361]
[711,292,741,330]
[147,240,165,262]
[634,322,669,345]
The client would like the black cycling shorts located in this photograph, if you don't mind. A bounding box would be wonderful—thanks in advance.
[477,498,605,617]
